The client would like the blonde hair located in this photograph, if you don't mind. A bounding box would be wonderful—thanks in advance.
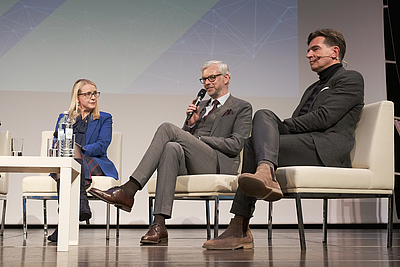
[68,79,100,123]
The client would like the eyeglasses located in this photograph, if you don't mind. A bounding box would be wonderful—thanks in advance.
[78,91,100,99]
[199,74,222,84]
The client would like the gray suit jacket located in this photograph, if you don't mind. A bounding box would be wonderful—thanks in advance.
[182,95,252,174]
[283,67,364,167]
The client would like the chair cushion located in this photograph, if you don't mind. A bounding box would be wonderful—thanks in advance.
[22,175,57,193]
[22,175,120,194]
[147,174,238,194]
[88,176,120,191]
[276,166,393,194]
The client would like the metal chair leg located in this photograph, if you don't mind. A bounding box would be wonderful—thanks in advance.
[43,199,48,237]
[387,194,393,247]
[205,199,211,240]
[22,197,27,239]
[268,201,273,240]
[295,195,306,250]
[214,196,220,238]
[106,203,110,240]
[1,199,6,236]
[116,207,120,238]
[323,198,328,243]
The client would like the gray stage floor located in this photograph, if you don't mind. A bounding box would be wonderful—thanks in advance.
[0,227,399,266]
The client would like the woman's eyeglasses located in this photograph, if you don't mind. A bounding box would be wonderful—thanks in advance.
[78,91,100,99]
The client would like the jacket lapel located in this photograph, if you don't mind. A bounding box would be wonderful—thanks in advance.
[210,95,233,135]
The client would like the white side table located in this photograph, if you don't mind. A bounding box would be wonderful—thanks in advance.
[0,156,80,252]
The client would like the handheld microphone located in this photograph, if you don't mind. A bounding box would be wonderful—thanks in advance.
[186,88,207,121]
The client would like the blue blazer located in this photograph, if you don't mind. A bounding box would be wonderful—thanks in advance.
[54,111,119,179]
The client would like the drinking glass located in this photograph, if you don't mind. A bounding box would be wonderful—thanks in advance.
[11,138,23,156]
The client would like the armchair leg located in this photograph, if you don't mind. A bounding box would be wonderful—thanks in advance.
[22,197,27,239]
[323,199,328,243]
[43,199,48,237]
[387,194,393,247]
[116,207,120,238]
[205,199,211,240]
[214,196,220,238]
[295,195,306,250]
[268,201,273,240]
[1,199,6,236]
[106,203,110,240]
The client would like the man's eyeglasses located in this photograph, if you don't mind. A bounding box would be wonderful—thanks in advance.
[199,74,222,84]
[78,91,100,99]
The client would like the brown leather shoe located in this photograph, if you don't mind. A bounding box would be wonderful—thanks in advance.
[238,164,283,202]
[88,187,133,212]
[203,216,254,250]
[140,223,168,244]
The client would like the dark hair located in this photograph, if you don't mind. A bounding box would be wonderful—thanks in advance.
[307,29,346,61]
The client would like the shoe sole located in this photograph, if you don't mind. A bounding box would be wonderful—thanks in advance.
[114,204,132,213]
[140,238,168,244]
[89,190,132,212]
[202,242,254,250]
[238,176,283,202]
[261,189,283,202]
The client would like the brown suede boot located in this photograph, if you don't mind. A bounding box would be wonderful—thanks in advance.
[202,216,253,250]
[238,163,283,202]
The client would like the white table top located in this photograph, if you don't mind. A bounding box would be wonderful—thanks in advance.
[0,156,80,176]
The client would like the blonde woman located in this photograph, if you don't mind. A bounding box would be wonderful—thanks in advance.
[48,79,118,242]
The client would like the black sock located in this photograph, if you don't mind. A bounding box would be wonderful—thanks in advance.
[120,176,141,199]
[153,214,166,227]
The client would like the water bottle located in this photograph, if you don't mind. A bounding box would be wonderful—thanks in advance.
[57,111,74,157]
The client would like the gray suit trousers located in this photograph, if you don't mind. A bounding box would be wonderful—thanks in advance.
[231,109,324,218]
[131,122,218,218]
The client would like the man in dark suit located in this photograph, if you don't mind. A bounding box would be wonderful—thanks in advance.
[203,29,364,250]
[89,60,253,244]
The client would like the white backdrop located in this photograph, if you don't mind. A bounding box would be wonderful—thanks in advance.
[0,0,392,227]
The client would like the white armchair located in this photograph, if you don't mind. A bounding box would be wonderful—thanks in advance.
[147,153,242,239]
[0,131,11,236]
[271,100,395,250]
[87,132,123,239]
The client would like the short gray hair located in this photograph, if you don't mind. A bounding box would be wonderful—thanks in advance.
[201,60,230,76]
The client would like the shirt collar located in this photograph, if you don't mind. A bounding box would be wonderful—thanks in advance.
[209,92,230,106]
